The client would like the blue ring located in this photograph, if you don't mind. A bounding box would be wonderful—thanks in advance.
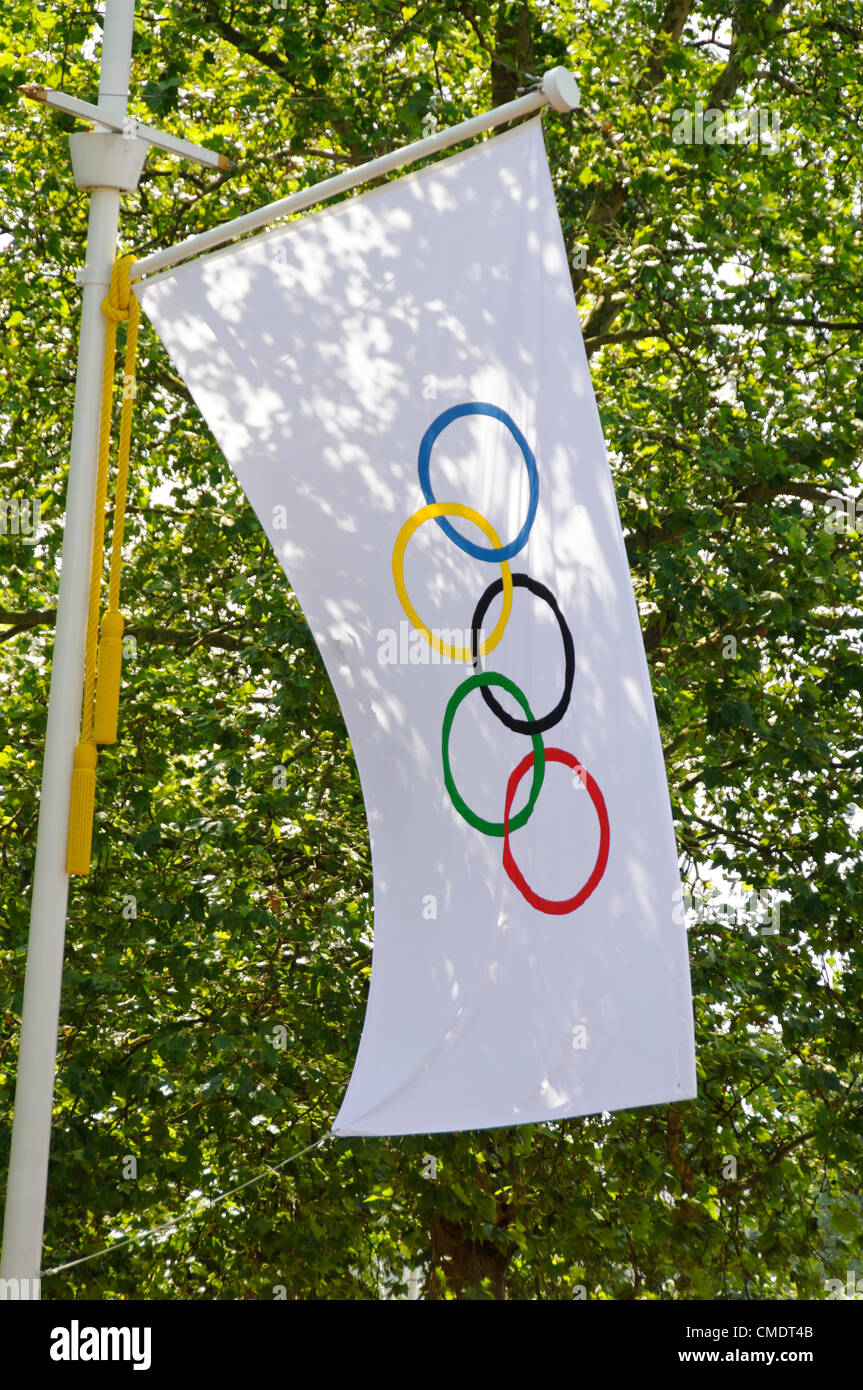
[417,403,539,562]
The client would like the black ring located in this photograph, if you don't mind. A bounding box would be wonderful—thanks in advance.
[470,573,575,735]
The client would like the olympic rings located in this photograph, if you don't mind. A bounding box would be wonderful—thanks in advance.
[417,403,539,562]
[470,574,575,736]
[503,748,610,914]
[392,503,514,661]
[391,402,611,916]
[442,673,545,837]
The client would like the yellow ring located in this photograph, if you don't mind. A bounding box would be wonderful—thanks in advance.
[392,503,513,661]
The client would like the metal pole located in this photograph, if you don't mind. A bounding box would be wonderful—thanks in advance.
[133,67,580,283]
[0,0,136,1295]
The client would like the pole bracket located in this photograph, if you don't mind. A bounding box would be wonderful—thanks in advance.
[69,131,149,192]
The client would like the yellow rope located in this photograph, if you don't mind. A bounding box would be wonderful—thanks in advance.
[95,263,139,745]
[67,254,139,876]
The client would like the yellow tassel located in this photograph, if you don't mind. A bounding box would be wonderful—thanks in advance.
[67,741,98,876]
[94,609,124,746]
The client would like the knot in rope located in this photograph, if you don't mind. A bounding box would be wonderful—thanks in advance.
[101,253,136,323]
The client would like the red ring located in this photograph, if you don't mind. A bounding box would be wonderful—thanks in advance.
[503,748,610,914]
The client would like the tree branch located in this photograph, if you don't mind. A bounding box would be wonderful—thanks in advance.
[0,609,251,652]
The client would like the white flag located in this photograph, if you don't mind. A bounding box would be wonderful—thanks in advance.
[139,119,696,1136]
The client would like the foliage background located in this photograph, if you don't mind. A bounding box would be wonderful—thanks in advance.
[1,0,861,1299]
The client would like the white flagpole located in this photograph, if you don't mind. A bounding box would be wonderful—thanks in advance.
[133,67,580,283]
[0,0,138,1296]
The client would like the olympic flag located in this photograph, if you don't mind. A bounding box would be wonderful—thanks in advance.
[138,119,696,1135]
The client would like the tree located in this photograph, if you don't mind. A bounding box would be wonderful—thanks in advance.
[1,0,861,1299]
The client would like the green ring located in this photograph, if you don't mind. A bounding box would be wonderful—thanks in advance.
[442,673,545,837]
